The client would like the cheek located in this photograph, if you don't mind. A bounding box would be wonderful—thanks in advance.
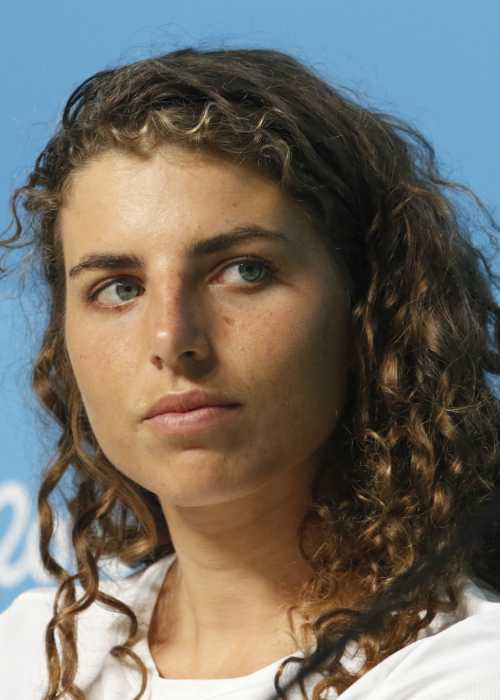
[263,295,348,378]
[247,298,350,432]
[65,320,133,424]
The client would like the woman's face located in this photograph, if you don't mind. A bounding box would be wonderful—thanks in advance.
[61,144,353,508]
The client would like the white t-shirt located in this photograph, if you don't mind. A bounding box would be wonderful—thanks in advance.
[1,552,500,699]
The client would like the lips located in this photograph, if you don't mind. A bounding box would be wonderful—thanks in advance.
[142,389,240,420]
[143,403,241,436]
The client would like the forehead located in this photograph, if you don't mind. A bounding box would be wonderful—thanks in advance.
[58,145,323,266]
[58,145,353,302]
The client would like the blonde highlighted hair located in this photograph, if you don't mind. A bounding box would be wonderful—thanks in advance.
[2,46,500,699]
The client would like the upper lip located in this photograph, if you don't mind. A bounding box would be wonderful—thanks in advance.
[142,390,240,420]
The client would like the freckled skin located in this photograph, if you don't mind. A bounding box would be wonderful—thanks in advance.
[62,144,352,509]
[61,144,354,674]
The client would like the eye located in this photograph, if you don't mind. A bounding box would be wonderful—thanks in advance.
[212,257,276,285]
[89,278,142,306]
[88,256,277,308]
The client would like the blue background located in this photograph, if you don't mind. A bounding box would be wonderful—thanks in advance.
[1,0,499,612]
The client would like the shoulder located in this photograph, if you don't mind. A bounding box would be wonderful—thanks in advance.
[0,586,58,698]
[0,555,173,699]
[342,577,500,700]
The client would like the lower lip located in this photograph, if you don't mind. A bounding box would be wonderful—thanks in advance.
[143,405,241,435]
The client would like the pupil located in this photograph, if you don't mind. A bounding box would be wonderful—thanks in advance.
[118,283,135,300]
[239,262,263,282]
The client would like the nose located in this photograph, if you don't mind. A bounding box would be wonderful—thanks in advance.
[147,281,211,371]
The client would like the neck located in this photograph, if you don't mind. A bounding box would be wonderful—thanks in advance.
[149,460,318,675]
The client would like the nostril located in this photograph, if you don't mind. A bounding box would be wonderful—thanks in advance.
[152,356,164,369]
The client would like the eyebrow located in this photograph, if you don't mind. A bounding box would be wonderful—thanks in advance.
[67,226,291,279]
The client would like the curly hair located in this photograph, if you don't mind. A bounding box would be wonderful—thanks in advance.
[2,46,500,700]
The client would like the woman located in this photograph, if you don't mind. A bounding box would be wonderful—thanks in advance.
[1,46,499,700]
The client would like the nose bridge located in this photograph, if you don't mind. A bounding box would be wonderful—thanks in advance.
[146,265,207,361]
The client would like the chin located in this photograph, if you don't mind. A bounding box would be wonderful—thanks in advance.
[157,470,271,509]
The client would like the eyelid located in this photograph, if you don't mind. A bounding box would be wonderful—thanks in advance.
[210,255,278,284]
[86,254,279,307]
[89,275,140,299]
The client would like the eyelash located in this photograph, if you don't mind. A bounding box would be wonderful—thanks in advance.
[87,256,279,308]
